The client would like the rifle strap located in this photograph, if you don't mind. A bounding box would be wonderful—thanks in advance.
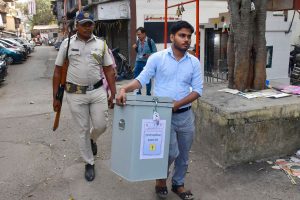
[65,29,72,60]
[103,40,106,59]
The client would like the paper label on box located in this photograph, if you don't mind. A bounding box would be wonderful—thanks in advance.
[140,119,166,159]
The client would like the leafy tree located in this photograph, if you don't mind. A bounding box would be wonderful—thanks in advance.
[17,0,56,26]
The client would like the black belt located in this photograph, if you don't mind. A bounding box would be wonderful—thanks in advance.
[88,79,103,91]
[173,106,191,114]
[65,80,103,94]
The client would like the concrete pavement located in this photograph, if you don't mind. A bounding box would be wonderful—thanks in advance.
[0,46,299,200]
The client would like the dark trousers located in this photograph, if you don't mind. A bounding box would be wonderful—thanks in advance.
[134,61,151,95]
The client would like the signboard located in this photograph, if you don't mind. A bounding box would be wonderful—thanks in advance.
[144,14,181,22]
[96,1,130,20]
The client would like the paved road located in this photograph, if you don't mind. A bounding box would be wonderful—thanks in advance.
[0,46,299,200]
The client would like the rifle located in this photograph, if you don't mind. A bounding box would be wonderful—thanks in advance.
[53,25,72,131]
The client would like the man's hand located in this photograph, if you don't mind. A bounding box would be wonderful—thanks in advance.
[115,80,142,106]
[53,98,61,112]
[132,44,137,49]
[143,54,150,59]
[116,88,127,106]
[108,94,114,109]
[172,92,200,112]
[172,101,180,112]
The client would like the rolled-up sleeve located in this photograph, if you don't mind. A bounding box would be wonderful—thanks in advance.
[55,39,67,67]
[191,59,203,96]
[103,43,113,67]
[135,53,157,86]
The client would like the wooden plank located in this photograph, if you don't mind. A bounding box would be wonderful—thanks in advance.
[267,0,294,11]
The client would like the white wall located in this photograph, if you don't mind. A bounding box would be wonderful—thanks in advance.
[266,32,290,81]
[289,11,300,45]
[136,0,228,50]
[265,12,292,82]
[136,0,228,73]
[136,1,296,83]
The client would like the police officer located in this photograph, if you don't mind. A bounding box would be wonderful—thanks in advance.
[52,11,116,182]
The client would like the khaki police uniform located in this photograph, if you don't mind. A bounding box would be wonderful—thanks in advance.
[55,34,113,165]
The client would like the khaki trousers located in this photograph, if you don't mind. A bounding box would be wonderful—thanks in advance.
[66,87,108,165]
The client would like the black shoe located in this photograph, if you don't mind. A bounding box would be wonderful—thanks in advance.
[91,139,97,156]
[85,164,95,182]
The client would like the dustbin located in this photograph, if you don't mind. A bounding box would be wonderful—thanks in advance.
[111,95,173,182]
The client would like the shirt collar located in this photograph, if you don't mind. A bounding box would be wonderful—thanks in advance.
[75,33,96,43]
[167,46,190,60]
[140,36,148,43]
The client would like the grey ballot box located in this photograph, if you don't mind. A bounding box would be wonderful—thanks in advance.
[111,95,173,182]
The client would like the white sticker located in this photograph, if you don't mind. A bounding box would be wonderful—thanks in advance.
[140,119,166,160]
[152,111,160,125]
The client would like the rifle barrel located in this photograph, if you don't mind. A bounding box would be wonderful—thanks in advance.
[53,108,61,131]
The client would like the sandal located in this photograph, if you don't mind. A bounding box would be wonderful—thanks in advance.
[171,185,194,200]
[155,186,168,199]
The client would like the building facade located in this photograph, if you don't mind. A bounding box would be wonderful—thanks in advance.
[0,0,23,37]
[200,7,300,83]
[52,0,136,65]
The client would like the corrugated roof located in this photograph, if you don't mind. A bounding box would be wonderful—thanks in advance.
[33,24,59,30]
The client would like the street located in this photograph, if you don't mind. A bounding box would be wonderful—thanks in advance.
[0,46,300,200]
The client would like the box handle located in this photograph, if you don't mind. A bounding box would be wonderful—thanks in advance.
[153,97,159,112]
[119,119,125,130]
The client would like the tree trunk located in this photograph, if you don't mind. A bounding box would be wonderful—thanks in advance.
[227,0,267,91]
[227,30,235,88]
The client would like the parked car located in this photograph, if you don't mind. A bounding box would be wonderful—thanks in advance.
[29,40,36,47]
[11,38,34,53]
[0,39,27,60]
[1,38,29,57]
[0,43,24,64]
[0,54,8,82]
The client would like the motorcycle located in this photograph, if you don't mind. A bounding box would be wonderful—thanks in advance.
[289,45,300,85]
[111,48,134,81]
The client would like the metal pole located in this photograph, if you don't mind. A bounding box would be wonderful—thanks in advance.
[167,0,199,59]
[196,0,199,58]
[168,0,196,8]
[164,0,168,49]
[130,0,137,66]
[78,0,81,11]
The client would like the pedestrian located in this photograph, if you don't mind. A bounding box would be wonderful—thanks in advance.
[132,27,157,95]
[52,11,116,182]
[116,21,203,200]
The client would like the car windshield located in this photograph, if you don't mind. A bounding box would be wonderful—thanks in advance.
[6,39,21,45]
[0,41,9,48]
[13,39,24,44]
[1,39,14,45]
